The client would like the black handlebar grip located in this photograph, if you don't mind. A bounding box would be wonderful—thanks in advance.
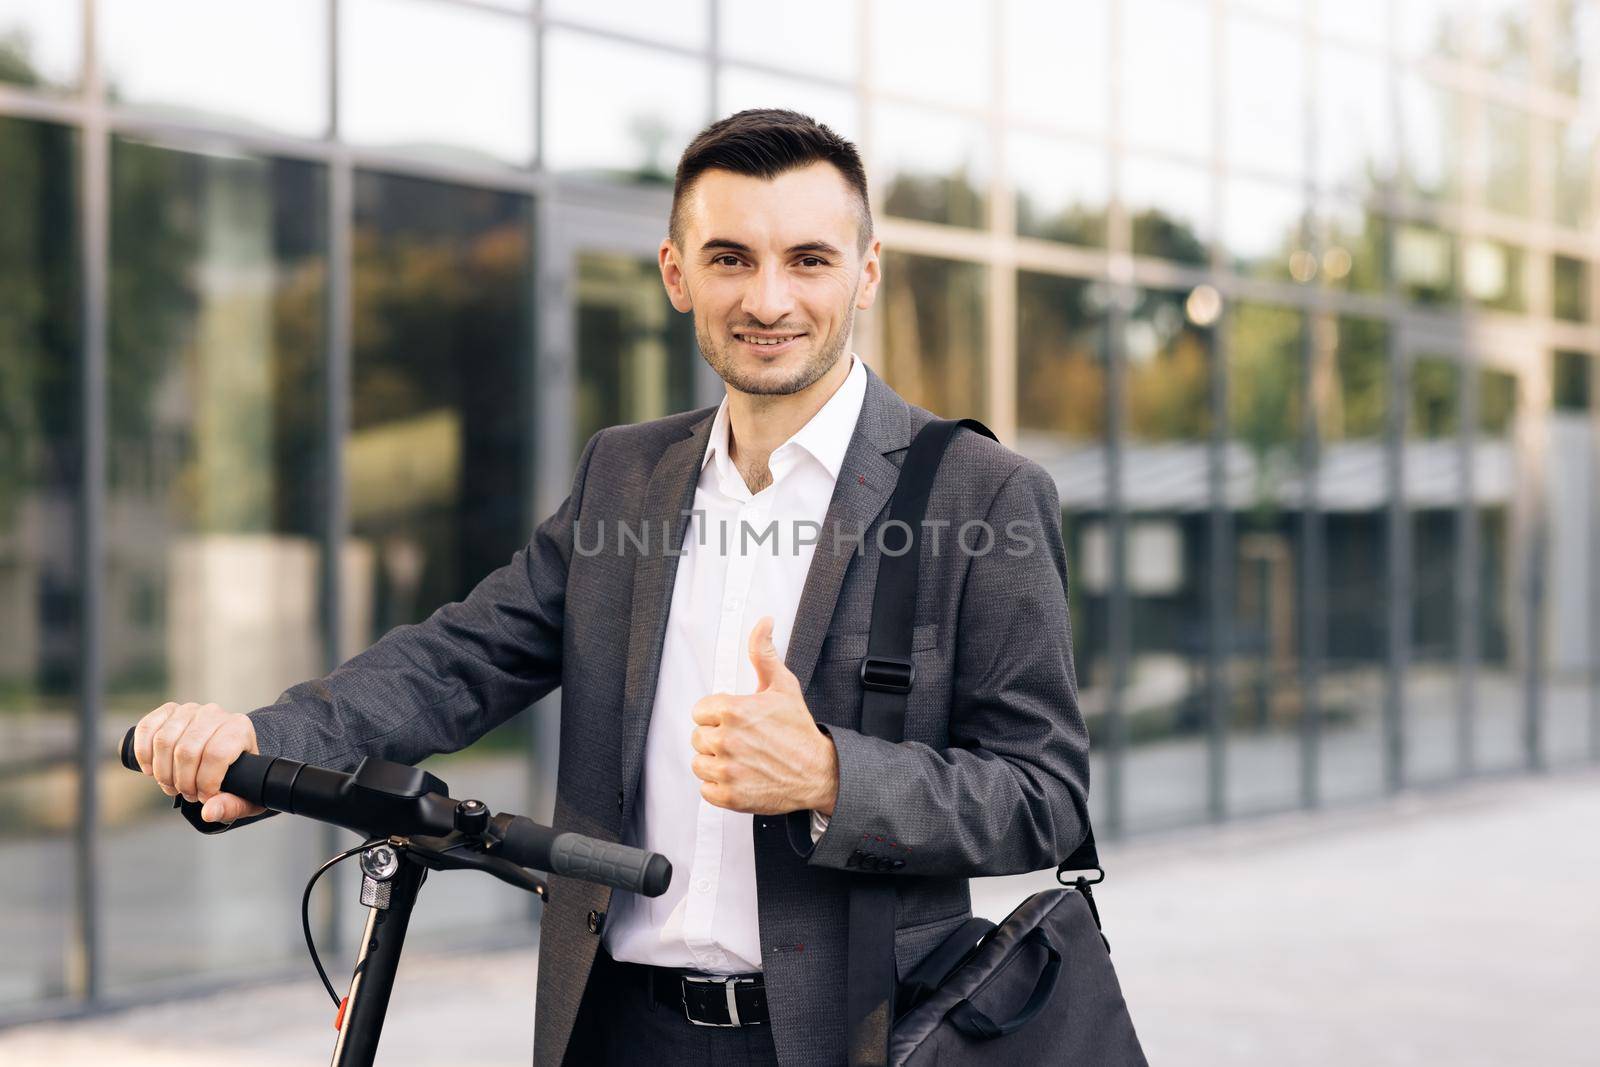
[120,726,140,771]
[496,816,671,897]
[218,751,277,807]
[550,834,672,898]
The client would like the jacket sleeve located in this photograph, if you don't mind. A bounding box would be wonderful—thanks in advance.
[788,458,1091,877]
[245,428,606,774]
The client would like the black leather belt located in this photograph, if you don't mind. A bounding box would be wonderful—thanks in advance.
[606,954,769,1027]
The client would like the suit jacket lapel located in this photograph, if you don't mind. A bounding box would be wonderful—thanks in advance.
[785,363,910,708]
[618,409,715,824]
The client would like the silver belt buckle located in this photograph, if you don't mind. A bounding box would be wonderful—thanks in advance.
[681,974,755,1027]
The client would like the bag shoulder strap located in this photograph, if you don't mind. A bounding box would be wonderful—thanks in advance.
[845,418,1103,1065]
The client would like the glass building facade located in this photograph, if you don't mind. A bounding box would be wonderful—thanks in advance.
[1,0,1597,1020]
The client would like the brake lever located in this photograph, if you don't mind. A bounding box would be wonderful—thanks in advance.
[406,832,549,900]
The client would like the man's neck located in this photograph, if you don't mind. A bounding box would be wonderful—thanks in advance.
[725,353,854,489]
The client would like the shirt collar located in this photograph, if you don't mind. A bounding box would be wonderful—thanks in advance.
[702,352,868,484]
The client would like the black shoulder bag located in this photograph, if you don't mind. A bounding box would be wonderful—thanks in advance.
[844,417,1148,1067]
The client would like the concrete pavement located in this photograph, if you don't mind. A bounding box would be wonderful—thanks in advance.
[3,767,1596,1065]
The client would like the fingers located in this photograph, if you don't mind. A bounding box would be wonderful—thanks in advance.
[690,752,720,785]
[172,704,231,801]
[200,792,265,825]
[152,703,200,797]
[194,713,256,801]
[690,695,729,727]
[689,723,722,756]
[134,702,178,775]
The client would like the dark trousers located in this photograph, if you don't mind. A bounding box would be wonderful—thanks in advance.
[565,947,781,1066]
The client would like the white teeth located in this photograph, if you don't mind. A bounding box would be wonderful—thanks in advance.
[738,335,795,346]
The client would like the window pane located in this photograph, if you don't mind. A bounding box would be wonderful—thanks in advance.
[1316,44,1395,195]
[1003,0,1109,135]
[1223,177,1308,282]
[1121,287,1214,830]
[1317,315,1390,803]
[1226,303,1307,816]
[0,0,80,91]
[575,251,697,453]
[102,139,329,991]
[1552,351,1593,413]
[870,0,990,109]
[1463,239,1524,312]
[1479,0,1531,81]
[544,29,706,183]
[1318,198,1387,294]
[1399,74,1463,202]
[1549,117,1595,230]
[1011,133,1107,247]
[101,0,327,138]
[1014,272,1111,831]
[1549,0,1599,95]
[348,173,541,943]
[1482,102,1531,218]
[548,0,708,50]
[1125,156,1211,265]
[877,252,986,417]
[0,117,80,1011]
[342,0,533,167]
[875,102,988,229]
[1122,0,1212,158]
[1474,366,1522,773]
[718,0,857,83]
[1403,354,1463,785]
[1542,349,1598,765]
[1225,13,1307,181]
[1554,256,1590,323]
[717,69,860,145]
[1396,222,1457,305]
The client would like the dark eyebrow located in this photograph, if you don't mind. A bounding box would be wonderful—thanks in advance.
[699,238,843,258]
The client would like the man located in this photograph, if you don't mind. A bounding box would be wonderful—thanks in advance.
[131,109,1090,1065]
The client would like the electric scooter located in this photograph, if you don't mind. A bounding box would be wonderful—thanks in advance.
[117,728,672,1067]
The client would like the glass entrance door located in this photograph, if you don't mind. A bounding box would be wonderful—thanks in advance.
[529,196,708,816]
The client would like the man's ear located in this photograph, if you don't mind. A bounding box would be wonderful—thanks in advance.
[855,236,882,311]
[660,238,694,313]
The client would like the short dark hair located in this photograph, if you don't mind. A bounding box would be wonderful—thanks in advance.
[669,108,873,255]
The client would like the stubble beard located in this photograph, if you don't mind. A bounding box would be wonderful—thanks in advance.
[696,301,856,398]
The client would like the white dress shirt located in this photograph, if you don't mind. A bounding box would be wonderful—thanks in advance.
[602,352,867,974]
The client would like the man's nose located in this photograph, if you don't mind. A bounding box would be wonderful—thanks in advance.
[741,263,796,325]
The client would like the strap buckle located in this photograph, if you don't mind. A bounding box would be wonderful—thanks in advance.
[681,974,756,1027]
[859,655,915,693]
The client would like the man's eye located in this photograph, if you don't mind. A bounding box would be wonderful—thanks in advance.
[714,255,742,267]
[799,257,826,267]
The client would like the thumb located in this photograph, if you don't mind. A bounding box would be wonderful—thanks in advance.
[748,616,797,694]
[201,793,262,824]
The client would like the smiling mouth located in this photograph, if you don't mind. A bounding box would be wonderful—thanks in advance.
[733,332,806,351]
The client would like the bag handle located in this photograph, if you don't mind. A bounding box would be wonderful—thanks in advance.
[945,927,1064,1040]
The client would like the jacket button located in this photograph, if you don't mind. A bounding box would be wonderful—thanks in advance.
[617,789,624,811]
[587,909,605,934]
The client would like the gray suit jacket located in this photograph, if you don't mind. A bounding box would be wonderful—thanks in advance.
[248,361,1090,1065]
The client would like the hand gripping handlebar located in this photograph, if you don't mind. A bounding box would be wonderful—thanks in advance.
[119,727,671,898]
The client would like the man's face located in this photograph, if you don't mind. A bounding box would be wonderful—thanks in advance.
[660,161,882,397]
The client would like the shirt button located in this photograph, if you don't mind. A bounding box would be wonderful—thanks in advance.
[694,878,711,893]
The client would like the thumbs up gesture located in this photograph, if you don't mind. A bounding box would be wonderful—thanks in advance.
[689,616,840,816]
